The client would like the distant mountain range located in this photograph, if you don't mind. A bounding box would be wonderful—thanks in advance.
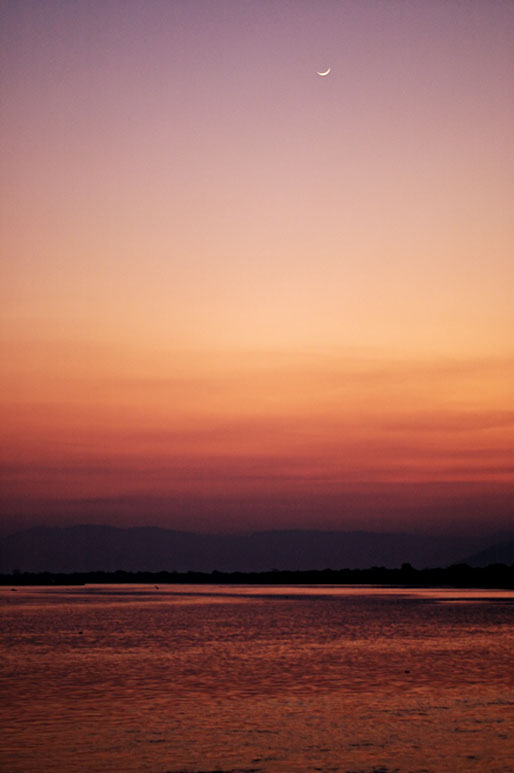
[1,525,512,574]
[463,537,514,567]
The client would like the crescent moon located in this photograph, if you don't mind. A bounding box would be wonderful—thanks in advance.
[316,68,331,76]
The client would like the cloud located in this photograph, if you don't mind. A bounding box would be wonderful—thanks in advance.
[379,411,514,433]
[2,348,513,520]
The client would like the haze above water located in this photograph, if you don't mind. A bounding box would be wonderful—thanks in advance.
[2,584,514,773]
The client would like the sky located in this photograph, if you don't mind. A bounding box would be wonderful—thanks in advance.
[1,0,513,537]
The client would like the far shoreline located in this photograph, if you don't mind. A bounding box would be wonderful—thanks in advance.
[1,563,513,589]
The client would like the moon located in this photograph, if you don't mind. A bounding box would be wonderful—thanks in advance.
[316,68,331,76]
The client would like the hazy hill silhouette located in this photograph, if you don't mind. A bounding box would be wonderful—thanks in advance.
[464,536,514,567]
[0,524,495,573]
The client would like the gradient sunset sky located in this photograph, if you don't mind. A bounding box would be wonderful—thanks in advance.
[2,0,513,536]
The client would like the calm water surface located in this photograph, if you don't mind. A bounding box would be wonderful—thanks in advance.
[1,584,513,773]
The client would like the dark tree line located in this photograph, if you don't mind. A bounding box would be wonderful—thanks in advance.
[2,562,514,588]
